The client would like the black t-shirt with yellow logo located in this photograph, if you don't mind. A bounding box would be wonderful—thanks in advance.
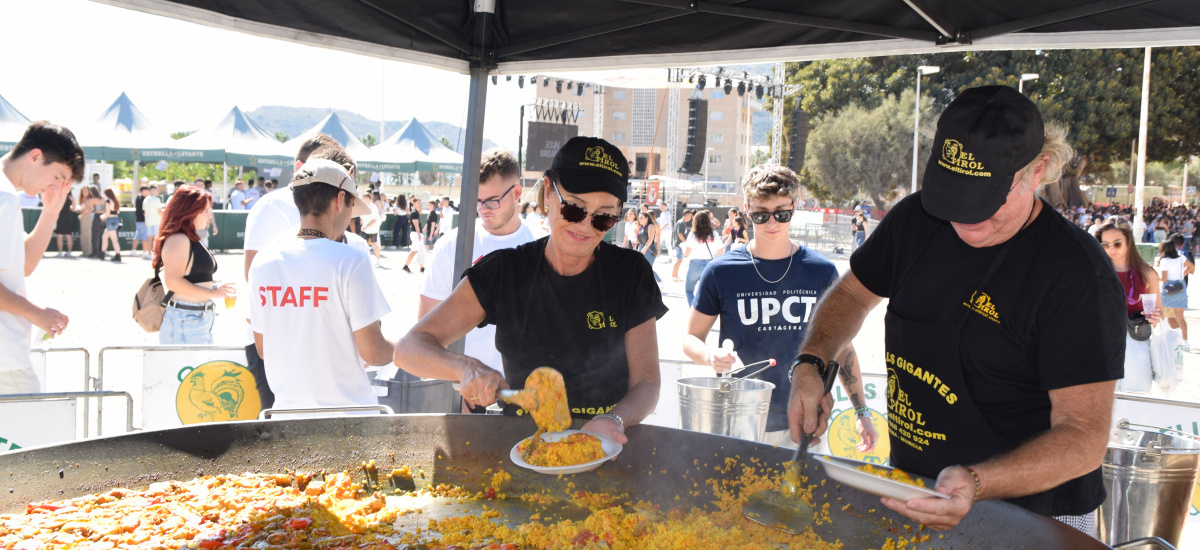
[465,237,668,419]
[850,193,1124,512]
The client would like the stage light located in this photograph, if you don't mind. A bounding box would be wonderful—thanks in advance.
[543,78,549,87]
[490,75,497,85]
[723,79,733,95]
[737,81,746,96]
[577,84,584,96]
[697,75,706,90]
[518,76,525,88]
[688,75,695,84]
[755,84,764,100]
[506,75,512,81]
[556,80,562,93]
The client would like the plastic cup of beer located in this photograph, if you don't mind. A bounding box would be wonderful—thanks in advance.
[1141,293,1158,315]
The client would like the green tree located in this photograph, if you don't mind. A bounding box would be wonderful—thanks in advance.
[111,161,228,183]
[804,90,935,211]
[170,130,195,140]
[274,131,289,143]
[439,136,454,150]
[780,47,1200,207]
[360,134,378,147]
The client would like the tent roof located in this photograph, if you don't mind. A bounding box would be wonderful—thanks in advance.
[78,92,223,162]
[284,111,373,160]
[81,92,167,149]
[90,1,1200,74]
[0,93,30,130]
[0,93,31,148]
[369,117,463,172]
[177,106,293,165]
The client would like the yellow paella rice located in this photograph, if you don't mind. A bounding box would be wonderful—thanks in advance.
[856,463,927,488]
[518,432,606,467]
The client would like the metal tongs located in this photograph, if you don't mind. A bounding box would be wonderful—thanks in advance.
[718,358,777,391]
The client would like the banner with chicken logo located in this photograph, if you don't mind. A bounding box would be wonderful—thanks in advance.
[142,349,259,430]
[812,373,891,464]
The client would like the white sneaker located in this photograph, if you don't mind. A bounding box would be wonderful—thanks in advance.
[1185,341,1192,353]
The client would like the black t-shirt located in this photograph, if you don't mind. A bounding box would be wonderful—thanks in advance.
[851,193,1124,512]
[465,238,669,418]
[674,219,690,241]
[135,195,146,223]
[425,209,440,239]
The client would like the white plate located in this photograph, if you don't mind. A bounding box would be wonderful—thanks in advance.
[815,455,950,501]
[510,429,623,475]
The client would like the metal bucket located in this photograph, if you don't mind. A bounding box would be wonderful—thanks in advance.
[677,376,775,442]
[1097,420,1200,547]
[371,370,458,414]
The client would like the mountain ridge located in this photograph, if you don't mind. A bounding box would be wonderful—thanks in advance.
[245,106,500,153]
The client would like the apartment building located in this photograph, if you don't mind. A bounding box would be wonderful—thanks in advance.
[529,79,757,188]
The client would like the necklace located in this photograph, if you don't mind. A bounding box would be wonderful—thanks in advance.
[749,241,796,284]
[297,228,328,239]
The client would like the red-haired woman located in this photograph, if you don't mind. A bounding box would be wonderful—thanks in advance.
[153,186,236,344]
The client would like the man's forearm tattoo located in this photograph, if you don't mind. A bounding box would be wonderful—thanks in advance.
[838,349,865,409]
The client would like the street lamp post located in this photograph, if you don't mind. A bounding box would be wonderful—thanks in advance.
[911,65,940,193]
[1019,73,1040,94]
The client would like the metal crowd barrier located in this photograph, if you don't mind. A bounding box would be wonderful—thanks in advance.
[0,391,134,438]
[26,347,93,436]
[96,345,248,433]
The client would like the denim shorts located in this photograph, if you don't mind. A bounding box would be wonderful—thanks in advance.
[673,245,684,259]
[104,216,119,231]
[159,301,215,345]
[134,222,148,241]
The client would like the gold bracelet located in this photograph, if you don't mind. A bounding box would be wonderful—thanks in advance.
[964,466,982,502]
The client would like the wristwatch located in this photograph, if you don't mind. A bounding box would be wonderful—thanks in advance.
[788,353,825,383]
[593,412,624,429]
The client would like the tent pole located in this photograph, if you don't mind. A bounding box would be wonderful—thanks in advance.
[448,0,494,356]
[223,163,228,208]
[133,161,138,193]
[1132,46,1151,241]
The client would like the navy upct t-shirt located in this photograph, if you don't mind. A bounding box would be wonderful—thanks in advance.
[693,245,839,432]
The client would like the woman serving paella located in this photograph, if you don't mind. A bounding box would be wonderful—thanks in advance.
[394,137,669,445]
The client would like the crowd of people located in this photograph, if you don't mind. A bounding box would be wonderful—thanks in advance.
[1057,199,1200,255]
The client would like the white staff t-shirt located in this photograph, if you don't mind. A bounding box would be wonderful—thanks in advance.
[244,186,371,259]
[419,219,536,374]
[249,237,391,409]
[0,172,33,376]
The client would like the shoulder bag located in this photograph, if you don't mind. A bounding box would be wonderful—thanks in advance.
[1127,314,1152,341]
[132,267,173,333]
[1163,281,1185,295]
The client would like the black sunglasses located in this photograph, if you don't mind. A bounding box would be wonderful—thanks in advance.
[746,209,795,224]
[551,181,620,231]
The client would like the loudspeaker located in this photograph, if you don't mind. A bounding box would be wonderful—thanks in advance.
[679,99,708,174]
[635,155,648,174]
[787,107,808,173]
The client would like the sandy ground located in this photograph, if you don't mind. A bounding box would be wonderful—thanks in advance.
[22,244,1200,546]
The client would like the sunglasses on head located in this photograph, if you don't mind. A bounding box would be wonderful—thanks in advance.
[746,209,795,225]
[551,181,620,231]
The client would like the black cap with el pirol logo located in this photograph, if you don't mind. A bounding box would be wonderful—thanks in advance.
[550,136,630,202]
[921,86,1044,224]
